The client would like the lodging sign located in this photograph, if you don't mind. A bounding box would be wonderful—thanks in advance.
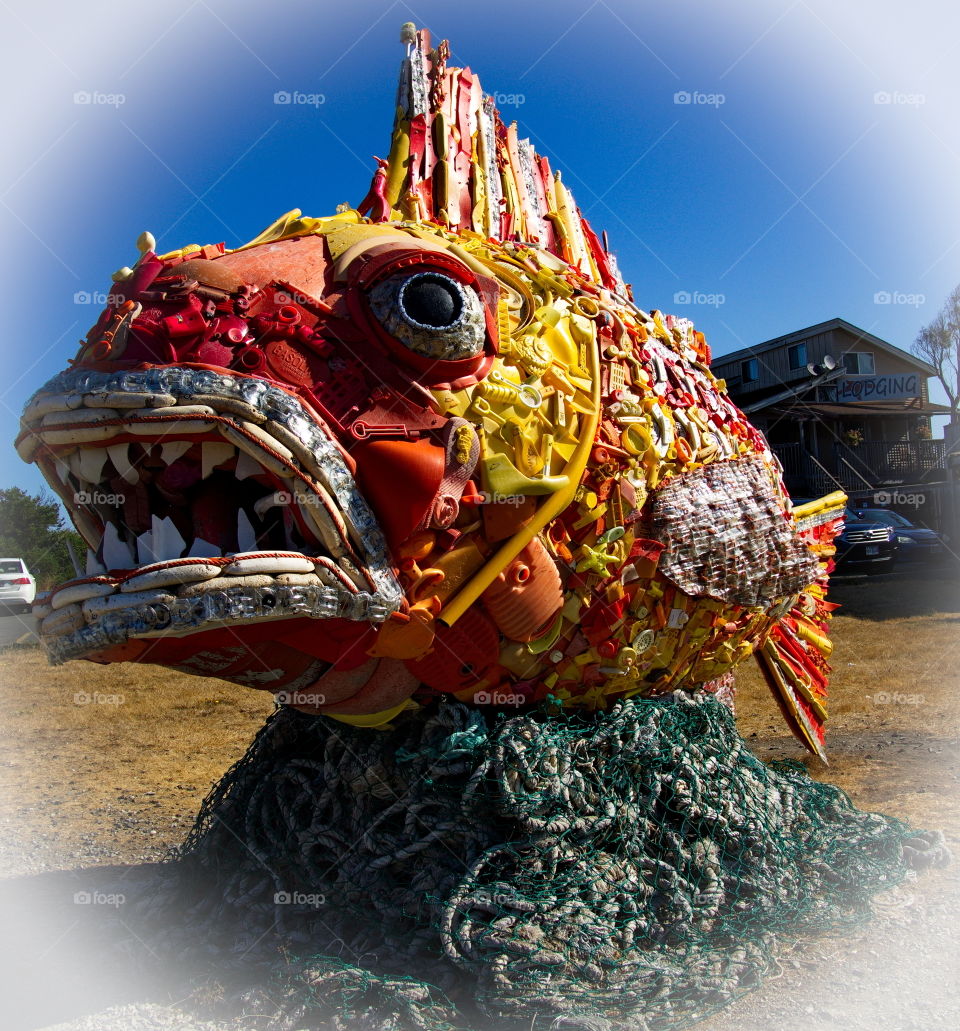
[835,374,920,402]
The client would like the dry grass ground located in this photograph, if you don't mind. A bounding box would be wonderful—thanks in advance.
[0,654,274,872]
[1,568,957,870]
[0,565,957,1029]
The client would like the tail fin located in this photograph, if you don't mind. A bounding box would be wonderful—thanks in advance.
[756,491,846,761]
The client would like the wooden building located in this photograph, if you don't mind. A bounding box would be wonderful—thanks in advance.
[712,318,950,500]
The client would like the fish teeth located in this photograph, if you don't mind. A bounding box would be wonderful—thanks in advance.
[49,454,73,486]
[85,549,107,576]
[102,523,134,569]
[65,451,84,479]
[137,530,156,565]
[78,448,108,485]
[253,491,289,519]
[235,450,262,480]
[26,367,403,610]
[160,441,191,466]
[187,537,222,558]
[151,514,186,561]
[201,442,235,479]
[236,509,258,553]
[107,443,137,484]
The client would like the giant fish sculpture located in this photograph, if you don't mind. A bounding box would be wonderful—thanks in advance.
[17,26,844,759]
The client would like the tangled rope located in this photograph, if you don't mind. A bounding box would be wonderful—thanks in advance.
[138,694,947,1031]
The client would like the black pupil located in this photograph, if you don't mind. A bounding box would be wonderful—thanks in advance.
[402,275,462,327]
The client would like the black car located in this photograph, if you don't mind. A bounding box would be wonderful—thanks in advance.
[854,508,945,562]
[835,509,897,573]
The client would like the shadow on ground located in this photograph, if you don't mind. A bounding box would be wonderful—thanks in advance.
[828,565,960,620]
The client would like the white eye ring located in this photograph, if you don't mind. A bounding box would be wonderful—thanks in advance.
[368,271,486,360]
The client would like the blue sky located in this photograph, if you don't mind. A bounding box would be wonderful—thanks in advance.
[2,0,957,498]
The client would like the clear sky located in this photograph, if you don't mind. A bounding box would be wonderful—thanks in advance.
[1,0,957,498]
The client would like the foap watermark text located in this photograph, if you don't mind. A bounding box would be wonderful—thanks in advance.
[674,90,725,107]
[874,290,925,308]
[274,891,326,907]
[474,690,525,707]
[274,91,325,107]
[874,490,925,509]
[74,691,125,707]
[874,90,925,106]
[275,690,327,707]
[74,890,125,907]
[674,290,725,308]
[74,91,125,107]
[871,691,925,706]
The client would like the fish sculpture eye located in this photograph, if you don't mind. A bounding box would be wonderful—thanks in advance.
[367,268,486,360]
[399,272,463,327]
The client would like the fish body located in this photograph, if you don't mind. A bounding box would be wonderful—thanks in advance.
[16,28,844,756]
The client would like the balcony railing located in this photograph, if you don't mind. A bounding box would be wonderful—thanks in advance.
[772,439,947,494]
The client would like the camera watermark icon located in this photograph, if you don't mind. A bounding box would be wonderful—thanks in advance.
[674,90,725,107]
[874,490,925,509]
[673,290,725,308]
[274,890,326,907]
[75,490,125,506]
[275,690,327,707]
[273,490,325,509]
[472,890,513,906]
[871,691,925,706]
[473,689,525,707]
[493,91,525,107]
[270,287,312,307]
[73,91,125,108]
[73,290,126,306]
[74,691,125,707]
[274,90,325,108]
[74,890,125,907]
[477,491,527,507]
[873,90,925,107]
[873,290,925,308]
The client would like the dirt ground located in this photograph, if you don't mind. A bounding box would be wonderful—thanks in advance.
[0,565,957,1030]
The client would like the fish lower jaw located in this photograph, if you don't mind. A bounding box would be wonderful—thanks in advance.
[34,558,394,666]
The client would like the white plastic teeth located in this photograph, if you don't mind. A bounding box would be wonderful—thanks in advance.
[107,443,137,484]
[137,515,186,566]
[85,549,107,576]
[21,366,404,634]
[102,523,134,568]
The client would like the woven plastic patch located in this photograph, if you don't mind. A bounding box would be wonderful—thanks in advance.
[652,456,820,608]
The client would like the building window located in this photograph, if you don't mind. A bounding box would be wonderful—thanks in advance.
[842,351,875,374]
[788,343,807,370]
[741,358,759,383]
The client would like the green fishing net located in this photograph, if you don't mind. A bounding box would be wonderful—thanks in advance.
[146,694,947,1030]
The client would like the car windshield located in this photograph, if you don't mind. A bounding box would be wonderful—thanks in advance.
[857,509,913,528]
[0,560,23,574]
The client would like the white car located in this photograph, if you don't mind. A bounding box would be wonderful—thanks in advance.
[0,558,36,613]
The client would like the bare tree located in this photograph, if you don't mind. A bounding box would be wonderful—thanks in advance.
[913,285,960,435]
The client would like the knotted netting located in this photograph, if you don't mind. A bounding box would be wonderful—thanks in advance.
[147,694,947,1031]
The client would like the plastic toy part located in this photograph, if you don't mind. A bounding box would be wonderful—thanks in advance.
[16,26,844,758]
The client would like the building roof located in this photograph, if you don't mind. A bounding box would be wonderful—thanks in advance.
[712,317,937,377]
[766,399,952,418]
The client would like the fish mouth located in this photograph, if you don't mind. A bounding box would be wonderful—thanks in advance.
[17,365,403,664]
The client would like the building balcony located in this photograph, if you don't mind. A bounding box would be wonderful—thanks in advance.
[773,438,948,495]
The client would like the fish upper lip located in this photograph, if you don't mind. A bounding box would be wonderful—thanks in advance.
[19,365,403,661]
